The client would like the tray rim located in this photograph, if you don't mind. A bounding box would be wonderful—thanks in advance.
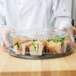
[8,48,74,60]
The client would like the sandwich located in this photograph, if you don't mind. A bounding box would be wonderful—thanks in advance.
[29,40,46,56]
[13,37,32,55]
[46,36,67,54]
[13,37,22,55]
[21,40,33,55]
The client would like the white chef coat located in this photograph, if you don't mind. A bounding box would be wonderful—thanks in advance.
[0,0,72,32]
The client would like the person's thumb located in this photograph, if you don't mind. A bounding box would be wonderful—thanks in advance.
[8,28,16,34]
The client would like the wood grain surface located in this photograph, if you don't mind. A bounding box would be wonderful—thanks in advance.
[0,45,76,76]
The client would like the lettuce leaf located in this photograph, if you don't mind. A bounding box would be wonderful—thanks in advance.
[14,42,20,48]
[32,42,37,51]
[47,36,67,46]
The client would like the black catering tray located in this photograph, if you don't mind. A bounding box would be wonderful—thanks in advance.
[8,47,74,59]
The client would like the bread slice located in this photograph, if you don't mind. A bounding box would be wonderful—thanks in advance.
[13,45,21,55]
[13,37,27,45]
[21,41,33,55]
[46,41,61,54]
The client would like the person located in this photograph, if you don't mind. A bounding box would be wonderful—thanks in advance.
[0,0,75,51]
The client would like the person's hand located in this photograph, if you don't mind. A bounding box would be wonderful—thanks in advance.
[62,27,75,47]
[0,27,15,51]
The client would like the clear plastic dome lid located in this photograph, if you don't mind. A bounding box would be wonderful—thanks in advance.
[11,29,69,40]
[10,29,73,56]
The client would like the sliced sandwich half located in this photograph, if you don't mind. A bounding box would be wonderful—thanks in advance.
[29,40,46,56]
[13,37,28,55]
[21,40,33,55]
[46,36,67,54]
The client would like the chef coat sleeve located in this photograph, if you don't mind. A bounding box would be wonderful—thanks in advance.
[0,0,6,28]
[52,0,72,31]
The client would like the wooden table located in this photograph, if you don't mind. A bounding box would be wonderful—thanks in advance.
[0,46,76,76]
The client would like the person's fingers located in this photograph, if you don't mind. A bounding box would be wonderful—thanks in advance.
[2,28,15,47]
[1,39,4,48]
[0,38,8,52]
[7,28,16,34]
[3,46,8,52]
[70,36,75,47]
[61,27,75,47]
[0,27,15,52]
[3,35,10,47]
[2,45,8,52]
[67,30,75,47]
[3,28,16,35]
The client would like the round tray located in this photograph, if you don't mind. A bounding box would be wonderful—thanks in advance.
[8,47,74,59]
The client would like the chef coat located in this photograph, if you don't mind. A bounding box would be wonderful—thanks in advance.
[0,0,72,33]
